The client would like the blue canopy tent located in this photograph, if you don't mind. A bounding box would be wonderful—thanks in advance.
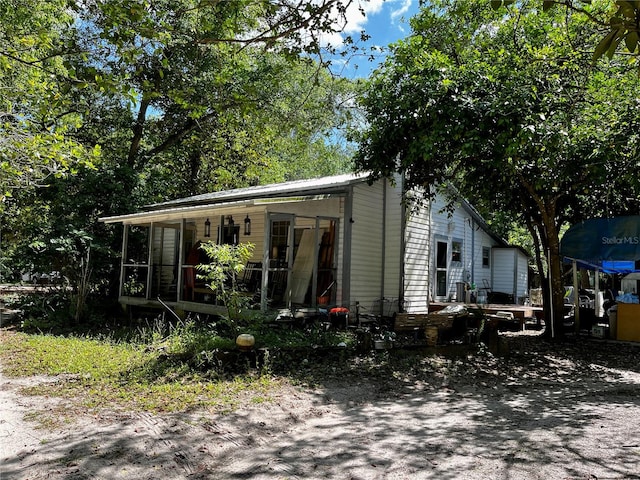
[560,216,640,334]
[561,216,640,274]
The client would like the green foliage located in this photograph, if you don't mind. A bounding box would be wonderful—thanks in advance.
[72,0,357,184]
[7,291,123,333]
[0,0,357,298]
[0,333,144,379]
[11,291,72,331]
[196,242,255,322]
[0,316,358,413]
[0,0,100,206]
[353,0,640,334]
[491,0,640,67]
[0,330,279,413]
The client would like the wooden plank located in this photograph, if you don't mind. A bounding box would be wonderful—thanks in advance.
[394,313,455,332]
[289,229,315,304]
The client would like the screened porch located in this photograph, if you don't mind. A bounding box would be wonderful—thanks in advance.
[116,210,340,316]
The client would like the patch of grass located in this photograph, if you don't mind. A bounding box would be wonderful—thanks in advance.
[21,403,79,430]
[0,314,375,421]
[0,333,144,379]
[0,330,283,415]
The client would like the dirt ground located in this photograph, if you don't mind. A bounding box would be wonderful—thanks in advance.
[2,331,640,480]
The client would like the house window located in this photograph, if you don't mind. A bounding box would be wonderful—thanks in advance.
[270,220,290,267]
[482,247,491,268]
[452,240,462,263]
[436,241,448,297]
[219,225,239,245]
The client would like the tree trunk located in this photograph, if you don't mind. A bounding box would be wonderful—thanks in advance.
[540,207,565,340]
[525,217,551,328]
[127,97,150,168]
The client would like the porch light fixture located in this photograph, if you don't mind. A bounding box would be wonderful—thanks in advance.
[204,218,211,237]
[227,215,234,227]
[244,214,251,236]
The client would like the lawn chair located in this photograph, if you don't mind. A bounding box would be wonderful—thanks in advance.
[478,279,492,304]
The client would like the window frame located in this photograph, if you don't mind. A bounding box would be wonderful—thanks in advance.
[482,246,491,268]
[451,238,463,264]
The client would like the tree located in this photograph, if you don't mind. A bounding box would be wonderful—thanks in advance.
[0,0,99,207]
[492,1,640,67]
[353,0,640,336]
[137,57,357,197]
[2,0,358,202]
[68,0,358,179]
[196,242,255,322]
[1,0,358,300]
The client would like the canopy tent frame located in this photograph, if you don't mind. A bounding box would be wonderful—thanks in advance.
[560,216,640,334]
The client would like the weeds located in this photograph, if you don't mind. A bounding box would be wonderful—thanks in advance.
[0,314,357,416]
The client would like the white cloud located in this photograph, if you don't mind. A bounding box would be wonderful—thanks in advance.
[317,0,416,57]
[342,0,386,34]
[390,0,413,22]
[317,0,385,48]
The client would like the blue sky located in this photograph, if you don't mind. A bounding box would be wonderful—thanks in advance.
[324,0,422,79]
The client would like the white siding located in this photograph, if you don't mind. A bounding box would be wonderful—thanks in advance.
[349,181,385,311]
[383,180,403,311]
[492,249,515,295]
[404,200,431,313]
[429,197,476,302]
[491,248,530,303]
[473,229,497,291]
[402,194,503,311]
[516,252,529,302]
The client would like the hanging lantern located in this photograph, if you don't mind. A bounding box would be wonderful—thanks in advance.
[244,214,251,236]
[204,218,211,237]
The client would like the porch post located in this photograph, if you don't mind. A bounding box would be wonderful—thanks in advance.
[285,216,295,309]
[145,222,154,300]
[177,219,185,301]
[261,212,269,311]
[118,224,128,298]
[380,178,387,315]
[470,218,475,287]
[312,218,320,306]
[157,226,165,296]
[342,189,354,307]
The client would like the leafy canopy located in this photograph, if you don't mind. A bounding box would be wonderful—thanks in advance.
[0,0,99,206]
[353,0,640,333]
[492,1,640,67]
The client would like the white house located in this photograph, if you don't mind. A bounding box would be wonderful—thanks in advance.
[100,173,527,316]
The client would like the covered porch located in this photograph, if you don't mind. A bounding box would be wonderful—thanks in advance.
[102,199,343,317]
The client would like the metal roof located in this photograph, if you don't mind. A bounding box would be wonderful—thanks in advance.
[145,172,370,210]
[100,172,369,224]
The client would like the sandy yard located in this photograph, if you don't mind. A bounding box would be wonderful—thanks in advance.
[2,331,640,479]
